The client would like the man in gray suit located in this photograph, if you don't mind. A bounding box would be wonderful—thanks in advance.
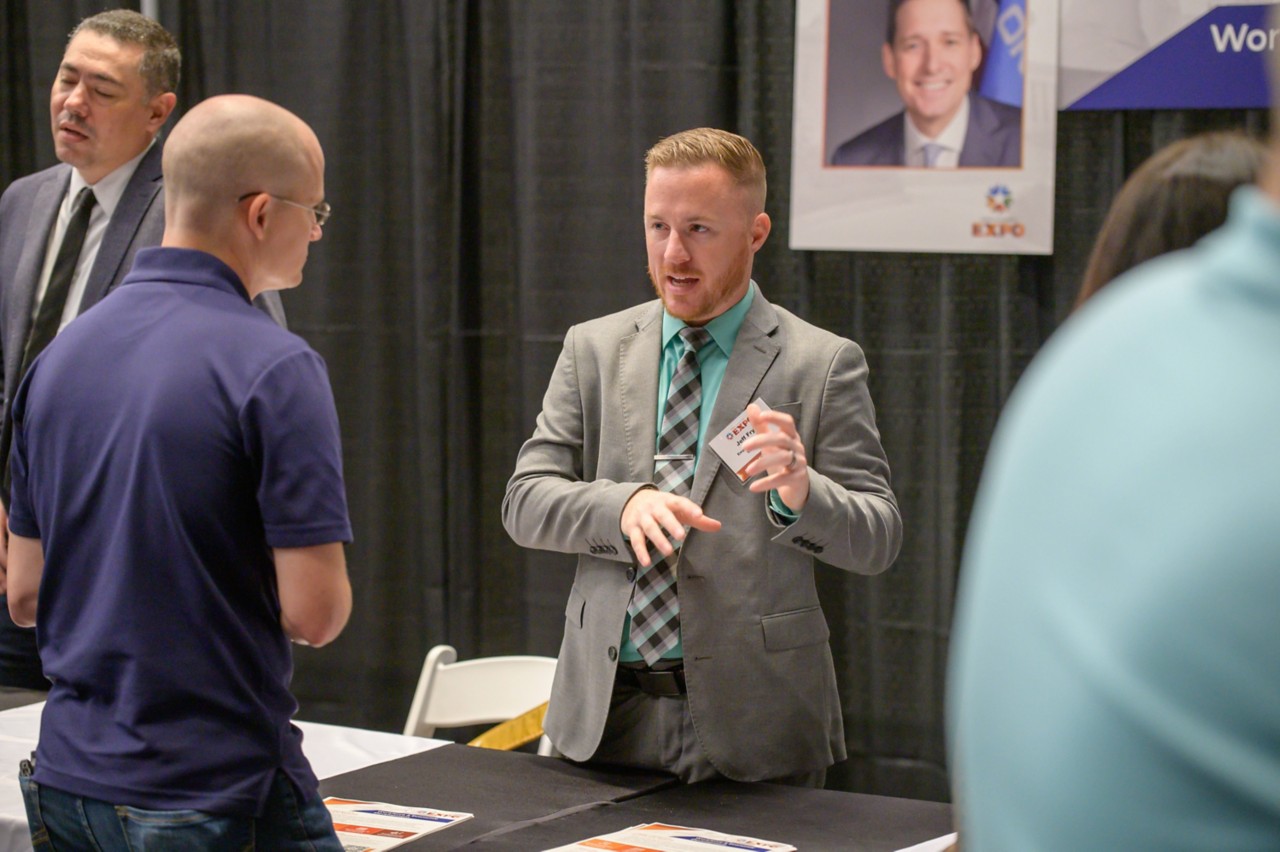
[504,128,901,785]
[830,0,1021,168]
[0,9,285,688]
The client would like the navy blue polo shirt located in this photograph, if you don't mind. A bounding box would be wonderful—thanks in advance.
[8,247,352,817]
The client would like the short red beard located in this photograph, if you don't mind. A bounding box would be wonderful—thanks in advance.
[649,245,752,326]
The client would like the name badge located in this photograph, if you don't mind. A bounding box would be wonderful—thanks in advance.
[708,398,776,481]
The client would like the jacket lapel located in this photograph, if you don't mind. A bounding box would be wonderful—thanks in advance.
[690,291,779,505]
[10,172,69,342]
[618,303,662,484]
[82,142,163,311]
[959,94,991,168]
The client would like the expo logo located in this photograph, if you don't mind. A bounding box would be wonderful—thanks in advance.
[973,184,1024,238]
[972,221,1026,238]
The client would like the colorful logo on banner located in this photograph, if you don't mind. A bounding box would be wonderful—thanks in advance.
[986,184,1013,213]
[973,185,1025,238]
[1068,3,1272,109]
[980,0,1026,107]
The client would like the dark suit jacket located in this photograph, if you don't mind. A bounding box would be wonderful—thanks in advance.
[0,142,287,688]
[502,290,902,781]
[831,93,1022,167]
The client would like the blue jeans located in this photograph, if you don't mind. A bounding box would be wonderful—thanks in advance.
[20,767,342,851]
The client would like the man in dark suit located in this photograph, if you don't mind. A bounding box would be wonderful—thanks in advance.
[0,9,285,688]
[831,0,1021,168]
[504,128,901,785]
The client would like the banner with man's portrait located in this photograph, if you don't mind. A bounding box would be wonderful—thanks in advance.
[790,0,1059,254]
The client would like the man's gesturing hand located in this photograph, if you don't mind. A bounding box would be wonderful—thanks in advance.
[621,488,722,567]
[741,403,811,512]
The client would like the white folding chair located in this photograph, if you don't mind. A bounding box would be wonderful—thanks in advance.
[403,644,558,756]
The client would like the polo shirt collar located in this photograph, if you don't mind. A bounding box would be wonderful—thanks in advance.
[123,246,253,305]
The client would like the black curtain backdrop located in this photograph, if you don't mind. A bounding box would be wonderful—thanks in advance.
[1,0,1268,801]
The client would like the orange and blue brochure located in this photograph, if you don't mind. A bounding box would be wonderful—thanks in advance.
[323,797,472,850]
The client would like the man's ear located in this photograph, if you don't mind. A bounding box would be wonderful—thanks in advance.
[750,212,771,252]
[967,31,983,74]
[147,92,178,133]
[882,42,897,81]
[243,193,270,240]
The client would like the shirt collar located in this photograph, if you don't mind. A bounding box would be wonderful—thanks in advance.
[904,94,970,158]
[1205,187,1280,298]
[661,280,756,356]
[124,246,253,304]
[67,139,155,220]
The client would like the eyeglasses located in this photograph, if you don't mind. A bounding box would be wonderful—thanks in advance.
[237,192,331,227]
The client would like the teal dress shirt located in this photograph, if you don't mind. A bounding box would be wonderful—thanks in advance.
[620,282,797,663]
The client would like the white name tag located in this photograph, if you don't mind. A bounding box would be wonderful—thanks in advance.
[708,398,775,481]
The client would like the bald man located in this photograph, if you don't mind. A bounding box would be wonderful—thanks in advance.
[6,95,351,850]
[0,12,290,693]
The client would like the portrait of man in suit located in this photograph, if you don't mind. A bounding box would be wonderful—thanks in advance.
[504,128,901,786]
[829,0,1022,168]
[0,9,286,690]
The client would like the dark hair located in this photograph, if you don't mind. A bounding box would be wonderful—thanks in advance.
[1074,131,1266,310]
[886,0,976,44]
[70,9,180,97]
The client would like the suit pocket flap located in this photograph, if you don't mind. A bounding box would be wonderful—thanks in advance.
[564,586,586,629]
[772,400,801,426]
[761,606,829,651]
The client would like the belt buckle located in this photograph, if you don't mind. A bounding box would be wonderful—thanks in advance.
[621,662,686,697]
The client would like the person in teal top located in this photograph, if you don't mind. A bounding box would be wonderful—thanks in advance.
[948,182,1280,847]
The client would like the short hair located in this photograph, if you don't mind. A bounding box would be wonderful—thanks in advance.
[886,0,976,45]
[70,9,180,98]
[1075,131,1266,310]
[644,128,767,211]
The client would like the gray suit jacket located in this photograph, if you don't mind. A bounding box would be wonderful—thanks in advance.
[503,290,901,781]
[830,93,1022,168]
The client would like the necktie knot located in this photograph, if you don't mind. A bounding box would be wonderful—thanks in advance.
[921,142,945,168]
[677,326,711,356]
[71,186,97,218]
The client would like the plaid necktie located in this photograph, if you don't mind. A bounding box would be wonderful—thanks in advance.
[627,326,712,665]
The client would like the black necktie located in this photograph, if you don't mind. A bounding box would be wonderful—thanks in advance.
[20,187,97,378]
[2,187,97,501]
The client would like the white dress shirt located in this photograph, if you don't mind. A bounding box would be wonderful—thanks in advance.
[32,142,154,332]
[903,96,970,168]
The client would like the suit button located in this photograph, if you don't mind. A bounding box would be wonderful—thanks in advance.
[813,545,824,554]
[607,646,618,662]
[607,545,617,555]
[626,567,636,582]
[792,536,804,546]
[590,545,600,554]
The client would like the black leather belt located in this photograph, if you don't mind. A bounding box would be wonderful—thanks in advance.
[616,660,686,697]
